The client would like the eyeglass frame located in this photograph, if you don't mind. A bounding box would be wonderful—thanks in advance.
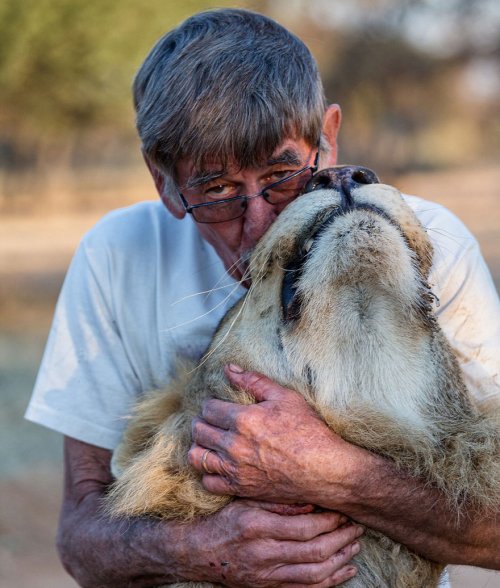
[177,140,321,224]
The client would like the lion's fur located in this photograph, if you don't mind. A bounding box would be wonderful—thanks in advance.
[107,179,500,588]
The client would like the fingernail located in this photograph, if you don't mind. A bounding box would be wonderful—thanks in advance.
[351,541,360,555]
[356,525,364,537]
[346,566,357,576]
[228,363,244,373]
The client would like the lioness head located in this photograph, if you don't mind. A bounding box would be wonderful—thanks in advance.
[250,165,433,305]
[210,166,437,411]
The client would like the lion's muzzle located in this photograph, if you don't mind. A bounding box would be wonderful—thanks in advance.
[305,165,379,210]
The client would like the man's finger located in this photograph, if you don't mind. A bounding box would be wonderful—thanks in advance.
[273,524,363,564]
[245,501,317,516]
[201,398,244,430]
[225,364,295,403]
[274,513,363,543]
[327,564,359,587]
[201,473,236,495]
[188,443,226,475]
[191,417,230,450]
[279,564,358,588]
[262,540,360,585]
[237,509,358,542]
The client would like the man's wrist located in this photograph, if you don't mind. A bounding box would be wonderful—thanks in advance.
[168,517,213,584]
[308,436,388,513]
[305,439,500,568]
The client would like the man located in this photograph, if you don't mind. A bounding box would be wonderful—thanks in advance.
[26,8,500,587]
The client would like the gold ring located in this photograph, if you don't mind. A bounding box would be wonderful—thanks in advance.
[201,448,214,474]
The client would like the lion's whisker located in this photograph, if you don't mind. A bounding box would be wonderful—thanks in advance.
[207,252,252,295]
[190,276,252,373]
[161,281,244,333]
[186,262,254,363]
[171,281,244,306]
[189,259,267,374]
[424,226,468,246]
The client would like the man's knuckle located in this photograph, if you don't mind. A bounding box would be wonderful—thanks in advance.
[330,564,357,586]
[295,521,313,541]
[233,410,249,433]
[310,541,330,562]
[220,476,236,496]
[340,527,358,548]
[237,511,260,537]
[309,567,328,584]
[248,373,264,387]
[220,460,235,477]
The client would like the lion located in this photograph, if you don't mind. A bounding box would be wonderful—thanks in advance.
[107,166,500,588]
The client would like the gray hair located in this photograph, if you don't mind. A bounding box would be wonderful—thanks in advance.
[133,8,327,183]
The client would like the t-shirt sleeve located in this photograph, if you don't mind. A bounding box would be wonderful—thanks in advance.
[428,209,500,410]
[25,233,142,449]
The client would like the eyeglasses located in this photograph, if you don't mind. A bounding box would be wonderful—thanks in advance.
[178,144,320,224]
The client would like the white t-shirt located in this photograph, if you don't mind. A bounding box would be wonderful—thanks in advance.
[26,197,500,447]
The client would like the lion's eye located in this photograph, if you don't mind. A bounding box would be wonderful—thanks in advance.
[303,238,314,254]
[281,259,303,322]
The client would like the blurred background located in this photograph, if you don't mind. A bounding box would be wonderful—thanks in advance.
[0,0,499,586]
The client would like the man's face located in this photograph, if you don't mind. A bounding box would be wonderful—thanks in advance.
[151,105,341,286]
[174,138,328,285]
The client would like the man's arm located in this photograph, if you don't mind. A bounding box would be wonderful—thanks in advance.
[189,368,500,570]
[57,436,364,588]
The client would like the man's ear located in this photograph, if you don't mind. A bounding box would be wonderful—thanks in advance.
[321,104,342,167]
[142,149,185,219]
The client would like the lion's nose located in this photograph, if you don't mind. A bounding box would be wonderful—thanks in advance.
[305,166,379,207]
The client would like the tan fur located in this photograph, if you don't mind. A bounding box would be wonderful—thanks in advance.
[107,179,500,588]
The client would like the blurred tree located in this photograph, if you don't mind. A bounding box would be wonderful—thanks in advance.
[0,0,238,169]
[267,0,500,174]
[322,30,445,174]
[0,0,498,200]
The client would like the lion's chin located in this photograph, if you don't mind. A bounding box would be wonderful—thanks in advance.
[281,205,423,327]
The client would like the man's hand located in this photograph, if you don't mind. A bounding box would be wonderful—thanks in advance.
[59,436,362,587]
[189,366,500,570]
[184,499,362,587]
[189,364,359,505]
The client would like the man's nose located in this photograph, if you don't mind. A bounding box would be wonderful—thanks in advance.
[305,166,379,208]
[243,193,277,243]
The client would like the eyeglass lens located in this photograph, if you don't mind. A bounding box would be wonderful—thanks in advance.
[191,167,314,223]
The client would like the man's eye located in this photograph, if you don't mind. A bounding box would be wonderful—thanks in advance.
[267,170,295,183]
[204,184,236,200]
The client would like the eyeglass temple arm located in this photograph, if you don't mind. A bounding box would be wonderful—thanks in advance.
[312,138,321,172]
[178,191,195,214]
